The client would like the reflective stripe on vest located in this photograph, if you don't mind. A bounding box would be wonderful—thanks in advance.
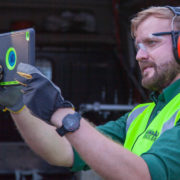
[126,105,149,133]
[124,93,180,156]
[161,110,179,135]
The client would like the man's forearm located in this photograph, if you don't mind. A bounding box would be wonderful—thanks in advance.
[11,107,74,167]
[66,118,151,180]
[11,106,151,179]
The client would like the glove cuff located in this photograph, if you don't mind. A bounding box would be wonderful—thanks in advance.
[62,100,74,109]
[55,99,74,110]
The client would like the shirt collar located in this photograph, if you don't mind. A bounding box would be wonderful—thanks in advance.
[150,79,180,104]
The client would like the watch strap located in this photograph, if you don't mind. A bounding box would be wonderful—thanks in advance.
[56,126,68,136]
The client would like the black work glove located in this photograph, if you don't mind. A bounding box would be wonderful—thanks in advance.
[15,63,74,122]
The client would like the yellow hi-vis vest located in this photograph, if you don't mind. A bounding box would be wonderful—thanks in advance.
[124,93,180,156]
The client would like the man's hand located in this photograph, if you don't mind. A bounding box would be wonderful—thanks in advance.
[15,63,73,122]
[0,85,24,113]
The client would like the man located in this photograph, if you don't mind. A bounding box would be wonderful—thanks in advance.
[0,6,180,180]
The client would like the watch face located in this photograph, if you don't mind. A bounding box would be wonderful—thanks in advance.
[63,113,80,132]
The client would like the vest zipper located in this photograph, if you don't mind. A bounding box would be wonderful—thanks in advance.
[130,105,158,151]
[131,129,146,151]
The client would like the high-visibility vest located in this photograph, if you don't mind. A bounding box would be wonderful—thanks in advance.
[124,93,180,156]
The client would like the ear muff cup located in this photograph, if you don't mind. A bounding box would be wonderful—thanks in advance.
[165,6,180,63]
[177,34,180,59]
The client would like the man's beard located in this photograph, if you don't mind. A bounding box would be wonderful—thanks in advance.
[140,59,180,92]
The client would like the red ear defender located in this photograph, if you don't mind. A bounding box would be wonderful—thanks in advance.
[165,6,180,62]
[178,35,180,59]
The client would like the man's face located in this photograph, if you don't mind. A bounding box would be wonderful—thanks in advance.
[135,16,180,91]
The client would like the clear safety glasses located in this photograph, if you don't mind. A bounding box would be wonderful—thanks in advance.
[135,31,180,53]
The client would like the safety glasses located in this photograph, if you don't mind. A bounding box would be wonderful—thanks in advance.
[135,31,180,53]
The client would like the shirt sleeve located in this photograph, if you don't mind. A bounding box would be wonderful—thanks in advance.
[97,112,129,144]
[70,112,129,172]
[141,122,180,180]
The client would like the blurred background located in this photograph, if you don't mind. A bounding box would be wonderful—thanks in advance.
[0,0,179,179]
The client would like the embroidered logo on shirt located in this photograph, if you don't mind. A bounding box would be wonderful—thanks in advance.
[143,130,159,141]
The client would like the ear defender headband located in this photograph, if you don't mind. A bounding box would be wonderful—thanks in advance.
[166,6,180,63]
[152,6,180,64]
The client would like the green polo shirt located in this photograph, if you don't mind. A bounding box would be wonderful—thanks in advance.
[71,79,180,180]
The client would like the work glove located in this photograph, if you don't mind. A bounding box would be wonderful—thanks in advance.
[15,63,74,122]
[0,85,24,113]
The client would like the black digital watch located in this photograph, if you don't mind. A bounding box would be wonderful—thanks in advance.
[56,112,81,136]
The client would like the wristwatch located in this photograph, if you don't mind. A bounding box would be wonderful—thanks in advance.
[56,112,81,136]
